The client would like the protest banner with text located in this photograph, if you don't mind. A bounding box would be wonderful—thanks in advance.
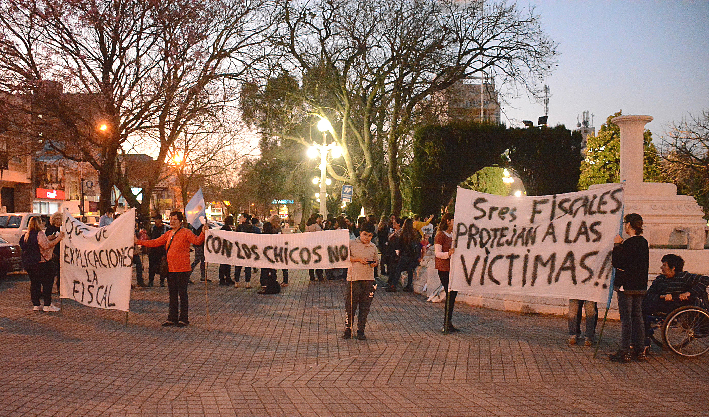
[205,229,351,269]
[60,209,135,311]
[449,184,624,303]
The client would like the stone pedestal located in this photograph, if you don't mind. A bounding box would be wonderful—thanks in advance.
[590,115,707,249]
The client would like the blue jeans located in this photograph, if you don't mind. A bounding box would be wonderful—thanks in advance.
[567,299,597,340]
[617,291,645,351]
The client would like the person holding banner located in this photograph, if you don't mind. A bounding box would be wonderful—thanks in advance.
[218,215,235,286]
[20,216,65,312]
[435,213,458,334]
[45,212,62,294]
[343,222,378,340]
[136,211,206,327]
[610,213,649,362]
[306,214,324,281]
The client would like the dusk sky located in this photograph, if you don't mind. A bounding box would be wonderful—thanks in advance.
[502,1,709,140]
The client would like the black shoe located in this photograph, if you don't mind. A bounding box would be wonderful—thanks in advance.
[609,350,631,363]
[342,328,352,339]
[403,286,413,292]
[162,321,176,327]
[137,282,147,287]
[356,331,366,340]
[634,346,650,361]
[447,324,460,333]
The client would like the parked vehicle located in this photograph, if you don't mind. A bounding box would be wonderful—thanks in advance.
[0,213,50,245]
[0,236,24,278]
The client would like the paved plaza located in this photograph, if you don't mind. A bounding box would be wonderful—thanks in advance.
[1,265,708,417]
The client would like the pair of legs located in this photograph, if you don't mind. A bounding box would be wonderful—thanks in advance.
[439,270,458,333]
[166,271,190,324]
[393,257,416,291]
[148,254,166,286]
[218,264,233,285]
[190,246,206,281]
[134,254,145,286]
[615,291,645,355]
[28,262,54,307]
[309,269,323,281]
[258,268,280,294]
[344,280,375,338]
[567,299,598,343]
[234,266,252,286]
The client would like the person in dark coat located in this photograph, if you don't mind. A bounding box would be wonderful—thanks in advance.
[610,213,649,362]
[218,216,235,286]
[257,222,280,294]
[147,215,169,287]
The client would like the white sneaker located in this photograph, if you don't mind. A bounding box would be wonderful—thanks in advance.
[32,306,42,311]
[43,304,60,312]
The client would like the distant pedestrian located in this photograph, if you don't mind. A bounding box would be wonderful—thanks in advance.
[147,215,169,287]
[20,216,64,312]
[306,214,324,281]
[257,222,280,294]
[99,207,115,227]
[435,213,458,334]
[609,213,649,362]
[233,213,254,288]
[218,216,234,286]
[45,212,62,294]
[190,223,208,283]
[343,221,378,340]
[134,220,148,287]
[136,211,206,327]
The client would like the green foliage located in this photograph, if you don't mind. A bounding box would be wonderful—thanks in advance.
[578,111,662,190]
[460,167,508,196]
[411,122,583,215]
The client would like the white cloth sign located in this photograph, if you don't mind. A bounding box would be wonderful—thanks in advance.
[449,184,624,303]
[204,229,351,269]
[60,208,135,311]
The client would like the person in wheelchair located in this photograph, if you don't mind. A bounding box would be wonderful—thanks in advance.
[642,254,709,354]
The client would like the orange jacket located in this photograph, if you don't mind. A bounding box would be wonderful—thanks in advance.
[137,227,205,272]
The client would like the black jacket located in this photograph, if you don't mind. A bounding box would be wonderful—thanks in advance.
[612,235,649,293]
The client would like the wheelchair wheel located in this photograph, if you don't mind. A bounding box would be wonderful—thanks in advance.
[661,305,709,357]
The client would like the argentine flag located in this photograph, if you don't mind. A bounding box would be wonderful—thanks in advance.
[185,188,206,229]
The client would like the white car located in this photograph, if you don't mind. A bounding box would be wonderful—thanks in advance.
[0,213,50,245]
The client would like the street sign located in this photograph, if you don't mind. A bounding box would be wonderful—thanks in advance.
[341,185,353,203]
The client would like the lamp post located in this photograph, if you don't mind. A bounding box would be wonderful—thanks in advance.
[308,118,342,218]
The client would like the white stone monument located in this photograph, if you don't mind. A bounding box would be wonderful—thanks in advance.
[609,115,707,250]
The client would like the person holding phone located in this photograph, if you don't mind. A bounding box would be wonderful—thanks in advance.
[343,222,378,340]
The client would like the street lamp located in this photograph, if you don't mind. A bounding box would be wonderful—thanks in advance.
[308,117,342,218]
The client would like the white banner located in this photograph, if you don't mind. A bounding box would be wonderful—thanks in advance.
[60,208,135,311]
[204,229,351,269]
[450,184,624,303]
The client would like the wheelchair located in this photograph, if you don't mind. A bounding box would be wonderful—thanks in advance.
[646,296,709,357]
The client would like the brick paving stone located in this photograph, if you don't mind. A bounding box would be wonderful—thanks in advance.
[1,267,709,416]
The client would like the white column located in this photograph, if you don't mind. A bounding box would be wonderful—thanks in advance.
[612,115,653,187]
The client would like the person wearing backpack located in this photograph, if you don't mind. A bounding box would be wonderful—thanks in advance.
[20,217,65,312]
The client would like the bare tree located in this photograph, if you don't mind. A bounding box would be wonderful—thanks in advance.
[0,0,272,216]
[254,0,556,215]
[661,111,709,217]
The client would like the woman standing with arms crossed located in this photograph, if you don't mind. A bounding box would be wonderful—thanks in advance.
[435,213,458,334]
[610,213,649,362]
[20,217,64,312]
[136,211,206,327]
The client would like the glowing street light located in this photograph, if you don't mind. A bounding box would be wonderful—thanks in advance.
[308,117,342,218]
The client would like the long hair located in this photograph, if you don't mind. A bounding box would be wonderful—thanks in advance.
[624,213,643,235]
[27,216,42,232]
[400,218,419,245]
[438,213,454,233]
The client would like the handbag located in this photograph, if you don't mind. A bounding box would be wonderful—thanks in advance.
[159,228,180,276]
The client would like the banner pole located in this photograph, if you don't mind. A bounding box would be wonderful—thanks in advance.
[204,271,210,325]
[594,185,625,358]
[125,311,129,326]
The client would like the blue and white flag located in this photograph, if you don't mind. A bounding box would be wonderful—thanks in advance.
[185,188,206,229]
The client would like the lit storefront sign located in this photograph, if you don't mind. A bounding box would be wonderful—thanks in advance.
[36,188,66,200]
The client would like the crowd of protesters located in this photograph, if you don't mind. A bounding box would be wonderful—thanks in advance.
[23,208,708,362]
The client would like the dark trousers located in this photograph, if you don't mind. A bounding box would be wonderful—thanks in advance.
[387,257,399,288]
[344,280,376,332]
[190,246,206,280]
[309,269,323,281]
[234,266,251,283]
[50,259,60,292]
[617,291,644,351]
[167,271,190,323]
[282,269,289,284]
[218,264,232,283]
[439,270,458,327]
[393,256,416,289]
[642,296,684,346]
[29,262,53,306]
[259,268,280,294]
[148,254,165,285]
[133,254,144,285]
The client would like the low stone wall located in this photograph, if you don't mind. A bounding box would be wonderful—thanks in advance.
[411,248,709,320]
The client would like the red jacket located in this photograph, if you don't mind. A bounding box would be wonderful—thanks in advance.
[137,227,205,272]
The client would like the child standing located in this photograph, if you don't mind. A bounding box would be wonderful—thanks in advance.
[343,222,378,340]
